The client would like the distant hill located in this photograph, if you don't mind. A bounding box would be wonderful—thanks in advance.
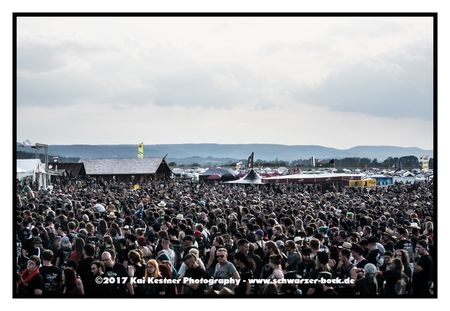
[16,151,80,163]
[16,143,433,164]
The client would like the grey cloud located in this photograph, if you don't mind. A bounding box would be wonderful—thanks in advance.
[17,70,102,107]
[18,40,66,72]
[295,42,433,120]
[18,36,281,110]
[103,66,278,110]
[17,38,124,107]
[17,38,112,73]
[258,40,333,57]
[327,18,405,39]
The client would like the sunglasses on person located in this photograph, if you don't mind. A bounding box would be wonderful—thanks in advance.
[216,255,225,258]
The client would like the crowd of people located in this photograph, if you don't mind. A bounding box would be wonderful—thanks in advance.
[15,175,435,297]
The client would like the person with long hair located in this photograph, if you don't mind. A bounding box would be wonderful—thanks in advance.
[264,241,282,260]
[99,235,114,256]
[394,249,412,294]
[55,236,72,268]
[380,258,408,296]
[285,240,302,273]
[49,236,62,261]
[127,249,146,295]
[423,221,434,240]
[142,259,165,296]
[306,252,332,296]
[110,222,124,239]
[233,252,255,295]
[159,262,176,295]
[137,236,152,261]
[207,235,224,276]
[412,240,433,296]
[69,237,85,263]
[98,219,108,236]
[62,267,84,296]
[261,241,282,278]
[268,254,284,280]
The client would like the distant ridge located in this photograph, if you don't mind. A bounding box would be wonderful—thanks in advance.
[16,143,433,163]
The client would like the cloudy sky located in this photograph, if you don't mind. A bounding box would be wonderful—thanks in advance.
[16,16,434,149]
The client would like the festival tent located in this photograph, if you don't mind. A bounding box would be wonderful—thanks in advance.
[17,159,48,189]
[199,168,238,182]
[207,174,222,180]
[225,169,263,184]
[49,163,86,177]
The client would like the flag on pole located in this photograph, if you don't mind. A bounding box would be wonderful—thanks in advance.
[247,152,254,169]
[138,142,144,159]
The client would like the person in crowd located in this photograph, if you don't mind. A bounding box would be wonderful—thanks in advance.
[394,249,412,295]
[337,249,357,296]
[351,244,368,269]
[101,250,134,296]
[206,235,224,276]
[177,247,206,278]
[19,255,44,296]
[413,240,433,296]
[379,258,408,296]
[62,267,84,296]
[261,241,282,278]
[285,240,301,273]
[69,238,85,264]
[247,243,263,278]
[55,236,72,269]
[15,175,434,297]
[40,249,62,296]
[212,248,240,293]
[142,259,165,296]
[355,263,378,296]
[158,236,176,267]
[89,261,105,296]
[181,253,210,295]
[137,236,153,261]
[127,249,146,295]
[233,252,255,295]
[76,243,96,295]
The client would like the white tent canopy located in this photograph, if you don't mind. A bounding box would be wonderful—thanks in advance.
[17,159,48,189]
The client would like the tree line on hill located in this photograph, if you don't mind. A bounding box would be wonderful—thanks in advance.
[214,155,433,170]
[17,150,433,171]
[16,151,80,163]
[289,155,432,170]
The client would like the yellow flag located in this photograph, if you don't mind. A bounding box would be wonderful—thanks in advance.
[138,142,144,159]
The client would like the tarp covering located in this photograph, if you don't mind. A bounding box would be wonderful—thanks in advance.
[224,169,263,184]
[83,158,169,175]
[17,159,46,174]
[199,167,237,182]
